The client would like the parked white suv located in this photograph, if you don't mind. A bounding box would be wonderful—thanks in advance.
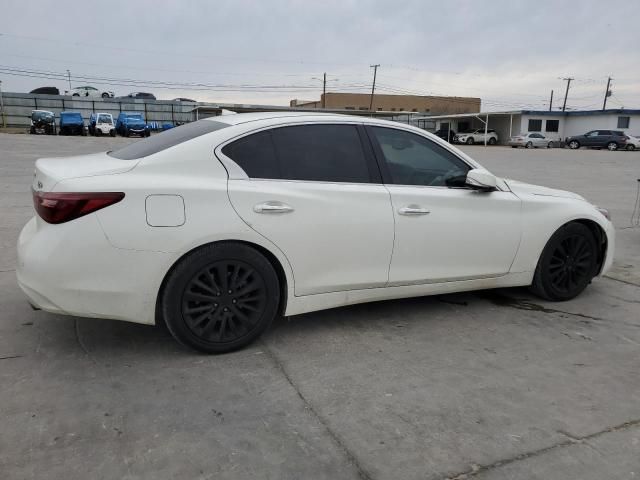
[455,129,499,145]
[65,86,114,98]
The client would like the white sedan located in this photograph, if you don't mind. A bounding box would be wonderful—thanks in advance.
[508,132,555,149]
[65,86,114,98]
[17,113,614,353]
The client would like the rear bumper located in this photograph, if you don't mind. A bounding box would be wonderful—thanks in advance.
[17,216,173,325]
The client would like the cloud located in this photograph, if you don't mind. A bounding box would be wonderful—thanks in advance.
[1,0,638,110]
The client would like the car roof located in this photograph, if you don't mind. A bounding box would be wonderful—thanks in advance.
[201,111,414,129]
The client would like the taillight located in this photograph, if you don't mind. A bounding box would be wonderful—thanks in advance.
[33,191,125,224]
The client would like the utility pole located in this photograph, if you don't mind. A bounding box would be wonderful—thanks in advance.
[0,80,5,128]
[602,76,612,111]
[561,77,573,112]
[369,64,380,112]
[549,89,553,111]
[322,72,326,109]
[66,69,72,90]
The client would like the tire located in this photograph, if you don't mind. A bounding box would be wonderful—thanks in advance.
[511,145,517,148]
[525,141,533,149]
[466,138,474,145]
[530,222,598,301]
[101,92,109,98]
[30,126,35,134]
[161,243,281,354]
[72,93,79,97]
[125,129,130,137]
[568,140,580,149]
[110,130,116,137]
[547,142,553,149]
[607,142,618,151]
[488,137,497,145]
[627,144,636,151]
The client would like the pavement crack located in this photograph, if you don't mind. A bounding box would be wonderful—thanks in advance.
[0,354,23,360]
[74,319,96,363]
[444,418,640,479]
[261,341,374,480]
[604,275,640,288]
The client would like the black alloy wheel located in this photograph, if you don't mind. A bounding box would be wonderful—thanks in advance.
[531,222,598,301]
[162,243,280,353]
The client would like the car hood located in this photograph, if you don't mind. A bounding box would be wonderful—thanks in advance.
[504,179,586,201]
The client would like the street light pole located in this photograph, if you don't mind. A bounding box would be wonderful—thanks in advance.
[66,69,72,91]
[322,72,326,109]
[561,77,573,112]
[369,64,380,112]
[602,76,612,111]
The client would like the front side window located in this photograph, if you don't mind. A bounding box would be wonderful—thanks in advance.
[222,124,373,183]
[370,127,470,187]
[528,119,542,132]
[617,116,630,128]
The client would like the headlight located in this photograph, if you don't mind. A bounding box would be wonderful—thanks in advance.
[595,206,611,221]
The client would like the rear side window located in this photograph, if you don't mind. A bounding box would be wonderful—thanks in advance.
[222,124,374,183]
[109,120,229,160]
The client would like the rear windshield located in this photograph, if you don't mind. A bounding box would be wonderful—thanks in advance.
[108,119,229,160]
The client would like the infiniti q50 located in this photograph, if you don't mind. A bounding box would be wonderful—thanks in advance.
[17,113,614,353]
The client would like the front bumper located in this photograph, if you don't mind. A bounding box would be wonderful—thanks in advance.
[17,216,172,325]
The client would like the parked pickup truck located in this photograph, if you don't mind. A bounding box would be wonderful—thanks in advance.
[59,111,86,136]
[116,112,150,137]
[455,129,499,145]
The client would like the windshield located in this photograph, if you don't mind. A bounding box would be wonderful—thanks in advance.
[61,112,83,121]
[109,119,229,160]
[97,114,112,124]
[31,111,53,121]
[126,115,144,121]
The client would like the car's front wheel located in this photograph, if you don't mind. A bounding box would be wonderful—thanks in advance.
[466,138,474,145]
[101,92,109,98]
[531,222,598,301]
[525,141,533,148]
[627,144,636,151]
[488,137,497,145]
[547,142,554,149]
[161,243,280,354]
[568,140,580,149]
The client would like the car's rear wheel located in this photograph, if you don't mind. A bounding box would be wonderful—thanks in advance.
[525,141,533,148]
[568,140,580,149]
[161,243,280,354]
[466,138,474,145]
[531,222,598,301]
[607,142,618,151]
[627,144,636,151]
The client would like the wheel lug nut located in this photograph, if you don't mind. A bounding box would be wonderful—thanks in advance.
[232,299,237,304]
[223,307,228,312]
[228,290,232,294]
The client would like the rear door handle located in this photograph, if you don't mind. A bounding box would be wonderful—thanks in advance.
[398,205,430,216]
[253,201,295,214]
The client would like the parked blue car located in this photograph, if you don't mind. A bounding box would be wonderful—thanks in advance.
[59,111,86,136]
[115,112,150,137]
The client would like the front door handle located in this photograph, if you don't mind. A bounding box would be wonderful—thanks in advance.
[398,205,430,216]
[253,201,295,214]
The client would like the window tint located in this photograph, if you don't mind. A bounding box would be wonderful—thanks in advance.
[528,119,542,132]
[221,130,280,179]
[617,116,630,128]
[271,125,371,183]
[223,124,373,183]
[371,127,470,187]
[597,130,611,136]
[545,119,559,132]
[109,119,229,160]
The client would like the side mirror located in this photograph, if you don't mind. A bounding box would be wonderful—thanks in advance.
[465,169,497,191]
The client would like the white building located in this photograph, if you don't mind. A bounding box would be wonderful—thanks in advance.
[422,109,640,144]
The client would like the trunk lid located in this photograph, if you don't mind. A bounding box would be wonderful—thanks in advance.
[32,152,138,192]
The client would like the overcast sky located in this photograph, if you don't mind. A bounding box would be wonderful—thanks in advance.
[1,0,639,111]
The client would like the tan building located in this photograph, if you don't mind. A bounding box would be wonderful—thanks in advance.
[290,92,480,115]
